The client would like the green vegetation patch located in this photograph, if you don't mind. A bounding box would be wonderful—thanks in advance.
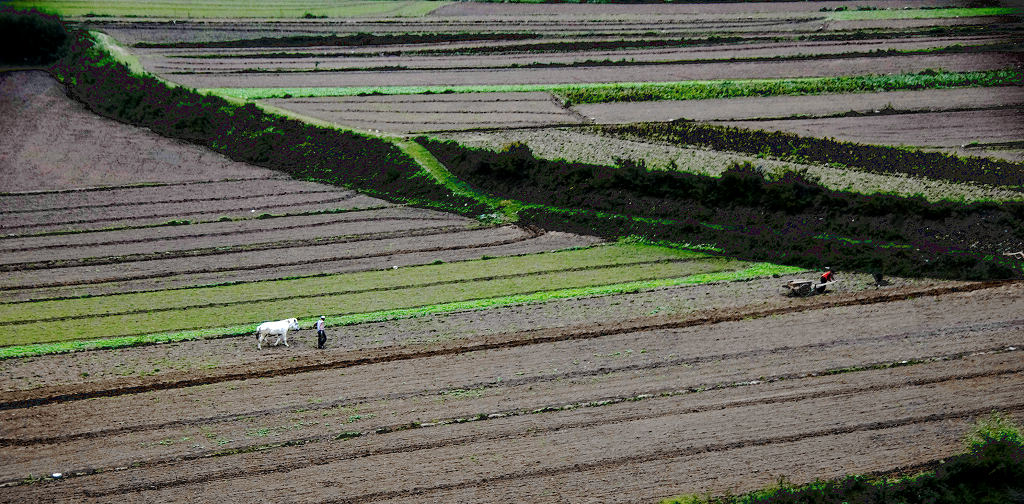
[0,253,800,358]
[556,68,1022,106]
[207,69,1020,103]
[0,243,756,346]
[0,7,68,66]
[8,0,445,18]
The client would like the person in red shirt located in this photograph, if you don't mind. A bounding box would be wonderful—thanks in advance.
[816,267,835,293]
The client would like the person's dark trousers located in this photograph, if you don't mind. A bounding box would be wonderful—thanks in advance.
[317,330,326,349]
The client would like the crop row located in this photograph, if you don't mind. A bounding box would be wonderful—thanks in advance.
[1,242,695,322]
[0,251,749,346]
[168,44,1011,76]
[205,68,1019,102]
[136,32,538,50]
[9,0,443,18]
[190,23,1017,60]
[557,68,1021,105]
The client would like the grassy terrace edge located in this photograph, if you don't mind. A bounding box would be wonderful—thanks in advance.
[200,69,1022,103]
[0,262,802,359]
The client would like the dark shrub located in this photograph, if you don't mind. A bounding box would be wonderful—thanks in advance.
[0,8,68,65]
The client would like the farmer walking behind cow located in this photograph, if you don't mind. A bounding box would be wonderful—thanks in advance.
[316,315,327,349]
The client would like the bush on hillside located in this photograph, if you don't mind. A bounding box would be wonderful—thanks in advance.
[418,137,1024,280]
[0,8,68,66]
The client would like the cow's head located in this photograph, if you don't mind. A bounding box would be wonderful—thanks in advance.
[289,318,299,330]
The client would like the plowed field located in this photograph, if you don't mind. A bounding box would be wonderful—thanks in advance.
[3,1,1023,501]
[1,280,1021,502]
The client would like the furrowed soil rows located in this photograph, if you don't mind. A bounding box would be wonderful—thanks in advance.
[0,189,365,232]
[6,2,1024,501]
[0,178,342,214]
[1,281,1021,502]
[574,87,1024,125]
[167,52,1017,89]
[0,212,467,266]
[144,35,1016,74]
[0,206,444,255]
[1,230,599,302]
[719,108,1024,150]
[264,92,585,133]
[0,272,949,394]
[0,224,545,292]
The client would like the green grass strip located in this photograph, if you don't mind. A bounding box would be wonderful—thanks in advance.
[3,261,726,345]
[1,243,698,323]
[827,7,1019,21]
[556,68,1021,106]
[206,68,1020,104]
[392,138,520,218]
[0,261,802,359]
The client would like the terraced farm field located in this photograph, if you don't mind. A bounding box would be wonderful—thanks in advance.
[2,1,1023,502]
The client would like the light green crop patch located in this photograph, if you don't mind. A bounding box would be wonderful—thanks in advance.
[0,260,802,359]
[0,244,727,347]
[10,0,446,18]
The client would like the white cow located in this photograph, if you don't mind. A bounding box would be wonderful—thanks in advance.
[255,318,300,350]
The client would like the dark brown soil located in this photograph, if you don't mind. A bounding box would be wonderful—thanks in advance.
[0,280,1020,502]
[718,108,1024,150]
[0,71,268,192]
[165,52,1017,89]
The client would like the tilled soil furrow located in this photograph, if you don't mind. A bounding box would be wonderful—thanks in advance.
[0,280,1011,411]
[0,225,537,291]
[166,52,1016,89]
[2,347,1018,453]
[2,230,597,302]
[1,258,690,326]
[0,194,361,231]
[376,419,1001,504]
[0,224,474,272]
[6,363,1015,492]
[0,176,283,198]
[322,406,1024,504]
[14,382,1021,502]
[0,211,455,255]
[0,216,465,266]
[1,189,342,215]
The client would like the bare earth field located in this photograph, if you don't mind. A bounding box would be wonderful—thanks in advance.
[165,52,1018,89]
[139,35,1014,74]
[263,92,587,133]
[3,2,1023,501]
[719,107,1024,150]
[0,280,1020,502]
[0,72,269,191]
